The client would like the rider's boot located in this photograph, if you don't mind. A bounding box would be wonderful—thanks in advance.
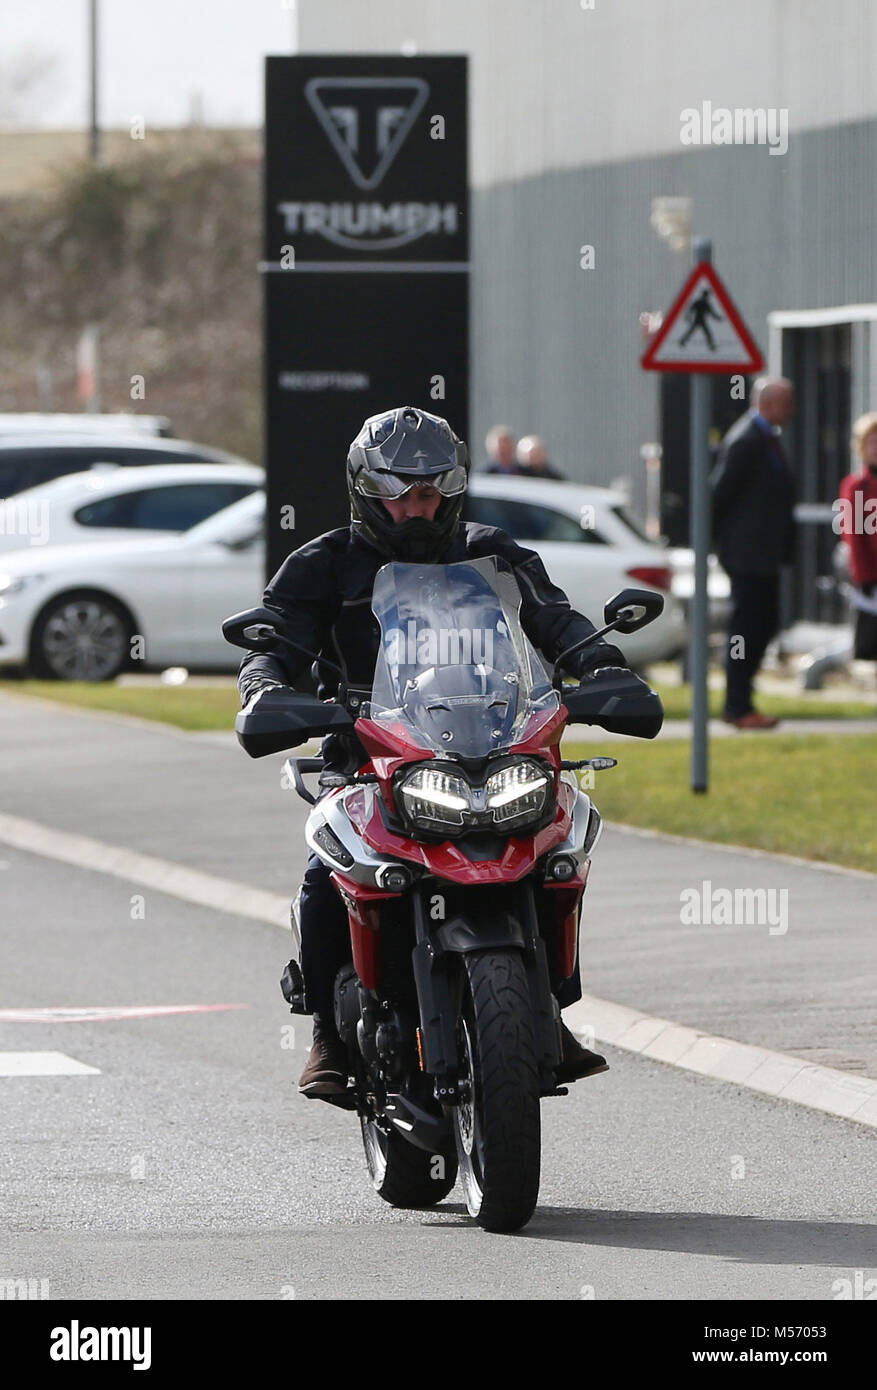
[298,1018,348,1096]
[555,1021,609,1083]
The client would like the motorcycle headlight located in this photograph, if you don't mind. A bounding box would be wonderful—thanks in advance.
[485,761,551,828]
[397,759,552,836]
[398,766,470,831]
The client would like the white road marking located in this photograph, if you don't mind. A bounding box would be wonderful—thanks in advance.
[565,995,877,1130]
[0,1052,100,1076]
[0,1004,249,1023]
[0,812,289,929]
[2,809,876,1127]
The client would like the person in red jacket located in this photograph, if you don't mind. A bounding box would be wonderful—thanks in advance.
[838,412,877,663]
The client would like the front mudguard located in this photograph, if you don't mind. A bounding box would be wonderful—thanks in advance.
[411,895,561,1097]
[433,912,526,954]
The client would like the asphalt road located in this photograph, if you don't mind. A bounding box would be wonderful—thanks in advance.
[1,692,875,1300]
[1,693,874,1076]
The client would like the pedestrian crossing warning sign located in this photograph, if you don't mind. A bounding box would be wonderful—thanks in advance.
[641,260,764,373]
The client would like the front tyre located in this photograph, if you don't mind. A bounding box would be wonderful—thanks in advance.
[454,949,541,1233]
[360,1116,457,1209]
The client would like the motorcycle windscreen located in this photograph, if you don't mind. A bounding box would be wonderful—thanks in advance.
[366,556,560,759]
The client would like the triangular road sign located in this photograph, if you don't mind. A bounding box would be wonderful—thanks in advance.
[304,76,429,191]
[641,261,764,373]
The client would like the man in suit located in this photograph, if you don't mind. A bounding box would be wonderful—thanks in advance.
[711,377,796,729]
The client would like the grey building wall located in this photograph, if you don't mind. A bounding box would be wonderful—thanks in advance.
[299,1,877,185]
[298,1,877,507]
[470,117,877,497]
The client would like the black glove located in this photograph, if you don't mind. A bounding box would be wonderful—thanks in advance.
[565,643,628,680]
[861,582,875,598]
[240,680,292,712]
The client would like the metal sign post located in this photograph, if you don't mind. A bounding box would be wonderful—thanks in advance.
[688,238,712,793]
[641,239,764,793]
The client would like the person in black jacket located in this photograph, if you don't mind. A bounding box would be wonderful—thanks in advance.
[239,406,637,1094]
[710,378,796,728]
[516,435,566,480]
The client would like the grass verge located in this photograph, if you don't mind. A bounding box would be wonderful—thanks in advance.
[4,680,875,872]
[6,676,874,731]
[2,680,241,731]
[563,733,877,874]
[652,683,875,722]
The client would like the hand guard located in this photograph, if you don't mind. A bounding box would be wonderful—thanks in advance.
[563,665,664,740]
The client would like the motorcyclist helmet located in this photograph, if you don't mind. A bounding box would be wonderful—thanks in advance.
[347,406,469,562]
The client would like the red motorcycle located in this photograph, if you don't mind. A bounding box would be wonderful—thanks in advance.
[224,557,663,1232]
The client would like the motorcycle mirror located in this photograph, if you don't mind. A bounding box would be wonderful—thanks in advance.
[221,606,347,685]
[221,606,285,651]
[603,588,664,634]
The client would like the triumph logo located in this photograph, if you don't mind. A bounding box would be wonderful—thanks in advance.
[305,77,429,190]
[287,76,459,252]
[277,200,459,251]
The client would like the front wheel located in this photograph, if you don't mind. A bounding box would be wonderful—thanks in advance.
[360,1116,457,1209]
[453,949,541,1233]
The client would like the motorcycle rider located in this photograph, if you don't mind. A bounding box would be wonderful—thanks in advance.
[238,406,638,1096]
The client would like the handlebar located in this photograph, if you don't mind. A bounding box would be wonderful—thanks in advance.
[282,756,380,805]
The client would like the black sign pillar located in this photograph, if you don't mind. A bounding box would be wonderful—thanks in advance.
[263,55,469,579]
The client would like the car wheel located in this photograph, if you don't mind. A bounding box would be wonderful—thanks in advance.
[30,592,133,682]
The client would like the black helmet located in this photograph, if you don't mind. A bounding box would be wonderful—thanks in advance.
[347,406,469,562]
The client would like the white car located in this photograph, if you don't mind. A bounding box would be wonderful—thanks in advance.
[465,475,687,666]
[0,412,172,438]
[0,492,266,681]
[0,461,264,555]
[667,546,731,632]
[0,478,685,682]
[0,431,257,501]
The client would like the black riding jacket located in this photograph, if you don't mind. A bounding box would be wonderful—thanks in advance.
[238,522,627,771]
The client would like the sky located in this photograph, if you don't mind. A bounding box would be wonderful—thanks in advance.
[0,0,299,128]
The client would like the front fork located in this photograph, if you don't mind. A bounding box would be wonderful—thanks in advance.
[409,881,563,1103]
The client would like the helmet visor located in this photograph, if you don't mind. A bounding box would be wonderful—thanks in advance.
[354,464,468,500]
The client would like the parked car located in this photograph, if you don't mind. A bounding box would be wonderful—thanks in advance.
[666,547,731,632]
[0,413,172,438]
[0,432,254,501]
[465,475,687,666]
[0,492,265,681]
[0,477,687,682]
[0,462,264,554]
